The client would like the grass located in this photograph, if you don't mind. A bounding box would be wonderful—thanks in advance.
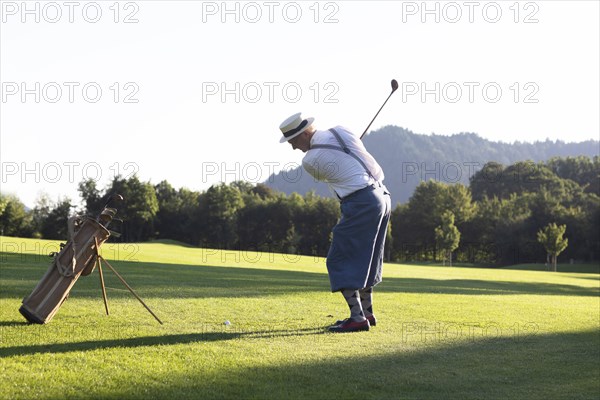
[1,236,599,399]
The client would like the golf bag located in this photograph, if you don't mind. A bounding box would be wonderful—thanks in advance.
[19,215,112,324]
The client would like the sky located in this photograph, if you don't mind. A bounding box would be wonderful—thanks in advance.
[1,0,599,208]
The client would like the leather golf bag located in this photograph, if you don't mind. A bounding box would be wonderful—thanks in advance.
[19,216,111,324]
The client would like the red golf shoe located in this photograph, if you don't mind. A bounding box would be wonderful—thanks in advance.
[328,318,370,333]
[334,315,377,327]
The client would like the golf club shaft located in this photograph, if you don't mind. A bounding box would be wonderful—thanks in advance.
[360,91,395,140]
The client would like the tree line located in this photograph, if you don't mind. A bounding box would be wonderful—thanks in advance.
[1,156,598,266]
[392,156,599,265]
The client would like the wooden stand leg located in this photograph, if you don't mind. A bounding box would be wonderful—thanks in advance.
[94,238,110,316]
[98,259,110,315]
[99,256,163,325]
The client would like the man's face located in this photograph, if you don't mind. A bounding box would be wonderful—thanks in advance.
[289,132,311,153]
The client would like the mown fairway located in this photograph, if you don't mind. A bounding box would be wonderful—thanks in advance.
[1,237,598,399]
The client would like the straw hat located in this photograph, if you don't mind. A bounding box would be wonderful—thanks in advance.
[279,112,314,143]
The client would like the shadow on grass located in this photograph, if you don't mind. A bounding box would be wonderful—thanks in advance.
[387,277,599,297]
[167,329,599,400]
[392,261,600,274]
[578,276,600,281]
[0,327,326,358]
[2,328,599,399]
[0,320,29,327]
[2,252,599,301]
[501,263,600,274]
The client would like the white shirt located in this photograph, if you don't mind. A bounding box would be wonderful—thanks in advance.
[302,126,385,198]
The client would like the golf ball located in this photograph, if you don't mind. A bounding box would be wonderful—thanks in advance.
[224,320,231,326]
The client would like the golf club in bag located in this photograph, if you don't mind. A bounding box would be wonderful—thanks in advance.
[19,194,162,324]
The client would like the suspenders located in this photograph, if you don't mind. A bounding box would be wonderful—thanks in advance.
[310,128,376,180]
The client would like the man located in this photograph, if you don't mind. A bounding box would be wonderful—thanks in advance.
[279,112,391,333]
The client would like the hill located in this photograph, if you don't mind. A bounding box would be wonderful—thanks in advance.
[266,126,600,205]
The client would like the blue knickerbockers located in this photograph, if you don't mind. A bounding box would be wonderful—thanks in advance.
[326,182,391,292]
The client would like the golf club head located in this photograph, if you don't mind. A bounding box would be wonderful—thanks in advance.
[391,79,399,92]
[102,193,124,208]
[110,194,124,204]
[99,208,117,225]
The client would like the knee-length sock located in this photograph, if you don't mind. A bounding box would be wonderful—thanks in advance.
[359,287,374,318]
[341,289,365,321]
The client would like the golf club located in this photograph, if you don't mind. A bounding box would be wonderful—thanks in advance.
[102,193,124,209]
[98,194,124,228]
[360,79,399,140]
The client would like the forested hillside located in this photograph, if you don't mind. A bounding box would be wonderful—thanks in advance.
[266,126,599,205]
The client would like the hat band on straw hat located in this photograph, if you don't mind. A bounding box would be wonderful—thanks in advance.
[283,119,308,139]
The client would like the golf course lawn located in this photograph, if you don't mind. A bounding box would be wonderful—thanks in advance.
[1,236,598,399]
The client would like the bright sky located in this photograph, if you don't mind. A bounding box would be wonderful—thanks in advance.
[1,0,599,208]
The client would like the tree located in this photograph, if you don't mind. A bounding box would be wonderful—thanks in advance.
[250,183,276,200]
[434,211,461,266]
[0,193,33,237]
[470,161,570,202]
[546,156,600,195]
[198,183,244,248]
[537,223,568,272]
[390,203,412,261]
[39,198,73,239]
[78,179,103,216]
[293,191,340,257]
[392,181,474,262]
[30,193,52,237]
[470,161,506,201]
[0,195,8,217]
[154,180,184,241]
[105,175,159,242]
